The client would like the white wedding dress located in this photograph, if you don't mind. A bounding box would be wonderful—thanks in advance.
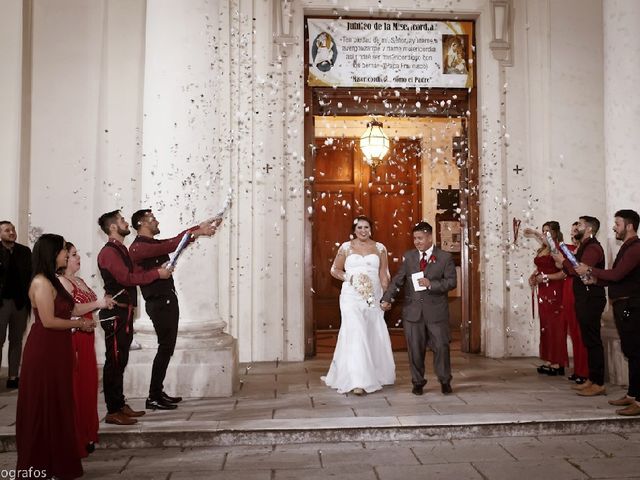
[322,243,396,394]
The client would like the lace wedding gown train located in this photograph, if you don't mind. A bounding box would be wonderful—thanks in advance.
[322,246,396,394]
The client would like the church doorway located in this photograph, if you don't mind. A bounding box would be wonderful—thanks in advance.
[311,135,422,352]
[303,20,480,358]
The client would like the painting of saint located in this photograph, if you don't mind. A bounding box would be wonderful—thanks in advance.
[443,35,468,75]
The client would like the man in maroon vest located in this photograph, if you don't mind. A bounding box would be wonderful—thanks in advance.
[555,216,607,396]
[576,209,640,416]
[129,209,217,410]
[97,210,172,425]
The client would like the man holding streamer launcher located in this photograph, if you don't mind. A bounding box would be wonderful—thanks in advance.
[552,216,607,397]
[130,210,219,410]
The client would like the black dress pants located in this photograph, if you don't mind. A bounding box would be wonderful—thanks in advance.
[145,293,180,398]
[574,295,606,385]
[101,306,133,414]
[613,298,640,400]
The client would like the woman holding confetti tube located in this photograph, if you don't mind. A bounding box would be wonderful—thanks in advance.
[526,222,568,376]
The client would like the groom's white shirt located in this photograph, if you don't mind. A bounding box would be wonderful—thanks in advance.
[418,245,434,260]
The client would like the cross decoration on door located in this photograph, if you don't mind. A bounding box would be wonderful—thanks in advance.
[512,164,523,175]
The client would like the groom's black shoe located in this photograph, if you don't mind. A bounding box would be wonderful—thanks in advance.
[412,384,424,396]
[441,383,453,395]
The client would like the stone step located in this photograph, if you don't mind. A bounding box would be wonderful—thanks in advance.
[2,412,639,451]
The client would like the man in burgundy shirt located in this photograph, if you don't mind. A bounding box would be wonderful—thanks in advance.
[554,216,607,397]
[576,209,640,416]
[129,209,217,410]
[97,210,172,425]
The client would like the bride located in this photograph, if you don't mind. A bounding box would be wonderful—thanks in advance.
[322,215,396,395]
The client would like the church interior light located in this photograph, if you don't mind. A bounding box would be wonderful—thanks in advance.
[359,120,390,167]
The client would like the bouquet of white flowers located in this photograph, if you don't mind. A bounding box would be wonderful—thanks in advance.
[352,273,375,307]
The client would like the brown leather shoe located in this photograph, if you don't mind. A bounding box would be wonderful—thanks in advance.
[105,411,138,425]
[576,383,606,397]
[121,404,146,417]
[616,403,640,416]
[572,380,592,391]
[609,395,635,407]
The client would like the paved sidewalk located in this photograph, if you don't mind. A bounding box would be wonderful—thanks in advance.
[2,433,640,479]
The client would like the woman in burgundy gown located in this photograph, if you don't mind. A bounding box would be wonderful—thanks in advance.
[58,242,114,457]
[16,234,96,479]
[527,222,568,375]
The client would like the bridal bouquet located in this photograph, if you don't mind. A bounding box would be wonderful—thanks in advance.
[352,273,376,307]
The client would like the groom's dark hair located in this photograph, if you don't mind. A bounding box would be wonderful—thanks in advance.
[412,221,432,234]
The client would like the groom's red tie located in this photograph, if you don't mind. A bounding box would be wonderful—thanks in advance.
[419,251,427,270]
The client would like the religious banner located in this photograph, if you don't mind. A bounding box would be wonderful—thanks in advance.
[307,18,474,89]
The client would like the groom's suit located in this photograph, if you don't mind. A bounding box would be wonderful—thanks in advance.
[381,246,457,387]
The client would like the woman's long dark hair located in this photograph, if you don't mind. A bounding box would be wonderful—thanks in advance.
[32,233,66,287]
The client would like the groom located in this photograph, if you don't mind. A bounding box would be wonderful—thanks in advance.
[381,221,457,395]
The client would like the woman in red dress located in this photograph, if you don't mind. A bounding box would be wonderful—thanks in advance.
[58,242,114,456]
[527,222,568,375]
[16,234,96,479]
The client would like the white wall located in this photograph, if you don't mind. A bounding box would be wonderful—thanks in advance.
[500,0,605,356]
[28,0,146,292]
[549,0,605,227]
[0,0,23,232]
[603,0,640,262]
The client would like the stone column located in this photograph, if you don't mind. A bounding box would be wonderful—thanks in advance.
[124,0,238,398]
[602,0,640,384]
[0,0,24,230]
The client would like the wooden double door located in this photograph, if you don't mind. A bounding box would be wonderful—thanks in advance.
[312,137,422,351]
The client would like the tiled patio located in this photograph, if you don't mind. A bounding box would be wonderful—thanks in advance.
[1,350,638,451]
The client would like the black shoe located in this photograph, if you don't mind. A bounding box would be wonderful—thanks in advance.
[6,378,18,389]
[145,397,178,410]
[411,384,424,396]
[86,442,95,454]
[574,376,587,385]
[161,391,183,404]
[441,383,453,394]
[546,366,565,376]
[568,373,578,381]
[537,365,551,374]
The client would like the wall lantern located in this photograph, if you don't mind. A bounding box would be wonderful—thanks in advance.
[359,120,390,167]
[490,0,513,66]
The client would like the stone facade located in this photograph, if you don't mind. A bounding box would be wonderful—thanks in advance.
[1,0,638,393]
